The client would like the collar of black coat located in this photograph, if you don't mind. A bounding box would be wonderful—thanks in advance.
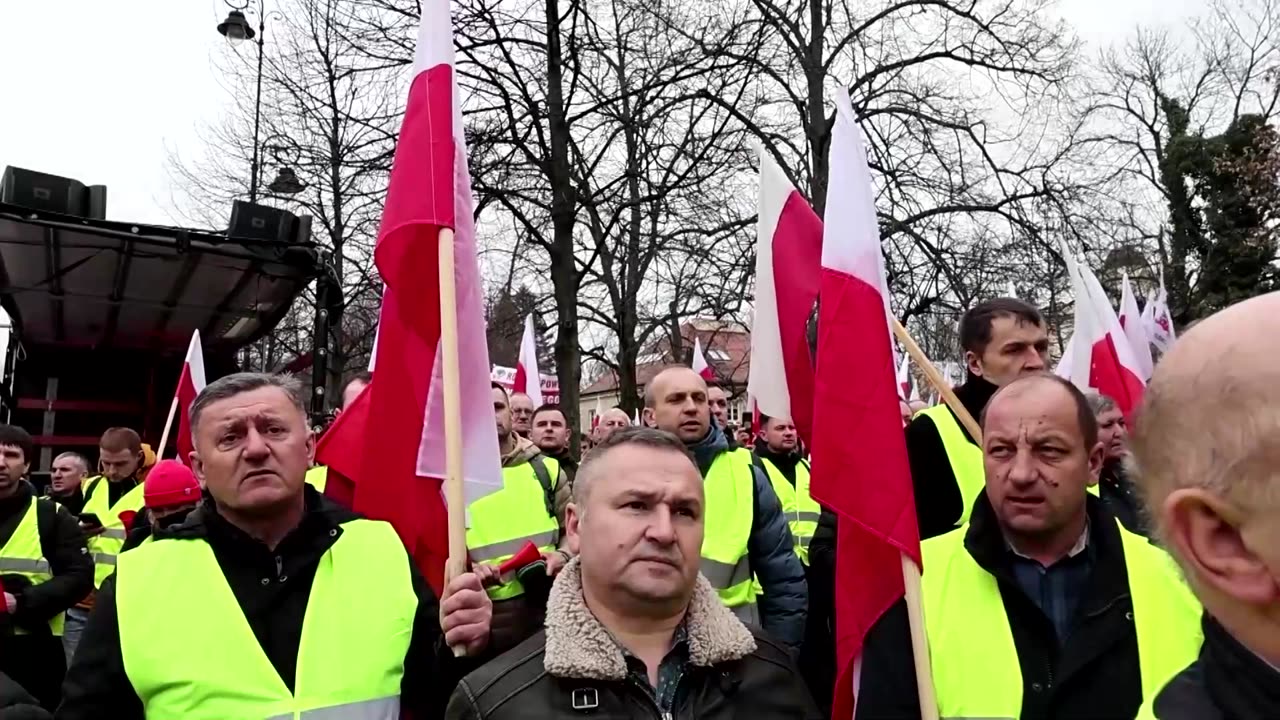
[542,558,756,681]
[951,375,1000,441]
[753,438,801,474]
[963,491,1125,611]
[155,484,358,545]
[1153,614,1280,720]
[0,480,33,516]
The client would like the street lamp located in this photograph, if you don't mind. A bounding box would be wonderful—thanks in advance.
[263,133,305,196]
[217,0,267,203]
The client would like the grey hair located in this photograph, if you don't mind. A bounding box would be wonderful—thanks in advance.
[53,451,89,472]
[1084,391,1118,417]
[189,372,307,435]
[572,426,697,507]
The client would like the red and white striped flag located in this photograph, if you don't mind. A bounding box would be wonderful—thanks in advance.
[1060,245,1146,421]
[1117,271,1154,380]
[1145,272,1177,352]
[514,314,543,406]
[691,336,715,381]
[315,0,501,593]
[175,330,206,467]
[896,352,911,400]
[810,89,921,720]
[747,151,823,444]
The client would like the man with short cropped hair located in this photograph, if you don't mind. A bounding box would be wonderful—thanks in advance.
[60,372,495,718]
[0,424,93,708]
[644,367,806,649]
[1130,292,1280,719]
[530,404,576,486]
[44,452,89,516]
[907,298,1051,538]
[76,429,150,630]
[447,427,821,719]
[857,373,1202,720]
[592,407,631,445]
[339,371,372,412]
[707,384,730,430]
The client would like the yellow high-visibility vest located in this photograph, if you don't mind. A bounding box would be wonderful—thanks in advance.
[754,455,820,565]
[466,456,561,601]
[81,477,146,587]
[702,448,755,617]
[0,497,64,635]
[917,405,986,526]
[116,518,416,719]
[921,520,1203,719]
[305,466,328,493]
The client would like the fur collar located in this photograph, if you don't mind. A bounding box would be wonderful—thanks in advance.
[543,558,757,680]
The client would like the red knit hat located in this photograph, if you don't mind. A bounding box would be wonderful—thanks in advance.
[143,460,202,510]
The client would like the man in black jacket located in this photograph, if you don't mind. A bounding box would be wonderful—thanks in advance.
[41,454,88,517]
[1130,292,1280,720]
[446,428,821,720]
[57,372,495,719]
[530,404,578,486]
[644,367,806,649]
[0,426,93,710]
[906,298,1050,539]
[857,374,1202,720]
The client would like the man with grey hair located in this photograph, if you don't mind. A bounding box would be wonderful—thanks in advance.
[1084,392,1146,535]
[448,427,821,719]
[61,372,496,718]
[45,451,89,515]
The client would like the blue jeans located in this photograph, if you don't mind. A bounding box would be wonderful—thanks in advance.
[63,606,91,665]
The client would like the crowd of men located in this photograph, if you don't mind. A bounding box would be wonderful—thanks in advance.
[0,293,1274,718]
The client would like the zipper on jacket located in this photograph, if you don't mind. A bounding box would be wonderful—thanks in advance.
[627,675,668,719]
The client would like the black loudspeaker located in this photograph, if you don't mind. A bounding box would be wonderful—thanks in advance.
[227,200,300,244]
[0,167,107,219]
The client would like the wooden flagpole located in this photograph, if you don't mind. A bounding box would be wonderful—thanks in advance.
[437,228,470,658]
[156,395,181,461]
[888,317,985,720]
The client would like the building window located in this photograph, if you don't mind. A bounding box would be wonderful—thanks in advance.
[727,399,741,423]
[708,349,730,361]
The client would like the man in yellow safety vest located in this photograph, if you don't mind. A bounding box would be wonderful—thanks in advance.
[856,373,1202,720]
[644,367,806,650]
[906,297,1050,539]
[0,424,93,710]
[59,372,495,719]
[1130,292,1280,720]
[466,383,572,654]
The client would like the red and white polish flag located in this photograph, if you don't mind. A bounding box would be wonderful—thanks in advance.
[747,151,823,443]
[692,336,715,381]
[175,330,206,468]
[1117,271,1154,380]
[1145,272,1177,352]
[810,88,921,720]
[315,0,501,593]
[1061,244,1145,420]
[513,314,543,406]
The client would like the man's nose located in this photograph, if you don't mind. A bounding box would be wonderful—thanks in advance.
[1006,448,1038,486]
[243,428,271,459]
[1024,347,1046,370]
[645,507,677,544]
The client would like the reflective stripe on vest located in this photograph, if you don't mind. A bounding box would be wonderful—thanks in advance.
[754,455,820,565]
[0,497,64,636]
[305,466,328,493]
[117,518,416,719]
[701,448,755,609]
[917,405,985,526]
[466,457,561,601]
[921,519,1203,719]
[82,477,146,587]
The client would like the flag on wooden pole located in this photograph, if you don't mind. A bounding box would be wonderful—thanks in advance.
[514,314,543,406]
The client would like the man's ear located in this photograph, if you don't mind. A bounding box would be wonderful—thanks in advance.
[1086,440,1104,486]
[965,349,983,378]
[190,452,206,488]
[564,502,582,556]
[1164,488,1278,606]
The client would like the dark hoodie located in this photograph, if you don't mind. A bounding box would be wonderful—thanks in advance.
[58,486,479,720]
[685,424,808,649]
[904,376,998,539]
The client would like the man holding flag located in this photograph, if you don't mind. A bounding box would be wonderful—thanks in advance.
[856,373,1201,719]
[60,373,496,719]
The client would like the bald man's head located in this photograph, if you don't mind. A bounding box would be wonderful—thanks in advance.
[1131,292,1280,651]
[644,367,710,443]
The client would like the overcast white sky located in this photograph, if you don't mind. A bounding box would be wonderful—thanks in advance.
[0,0,1202,227]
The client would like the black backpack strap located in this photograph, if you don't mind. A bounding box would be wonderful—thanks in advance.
[799,458,811,473]
[35,497,57,566]
[750,451,768,476]
[84,476,104,504]
[527,455,557,522]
